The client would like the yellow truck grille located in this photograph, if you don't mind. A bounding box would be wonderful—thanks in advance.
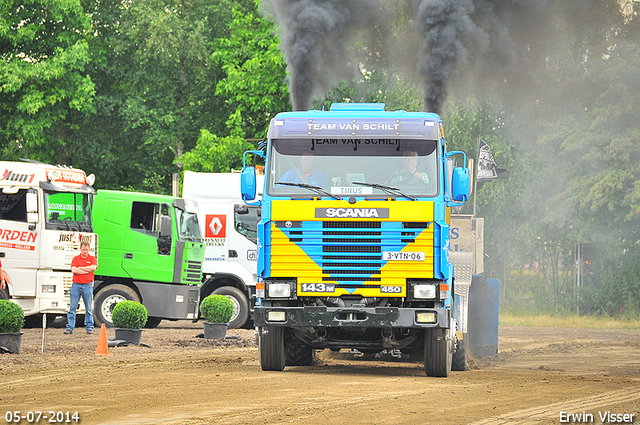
[270,200,437,297]
[271,220,434,297]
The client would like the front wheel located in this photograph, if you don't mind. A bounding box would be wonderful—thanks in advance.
[24,314,58,328]
[212,286,249,329]
[94,284,140,328]
[145,317,163,328]
[424,327,453,377]
[259,327,286,371]
[0,285,9,300]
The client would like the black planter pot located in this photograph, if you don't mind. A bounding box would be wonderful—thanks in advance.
[203,322,228,339]
[114,328,143,346]
[0,332,23,354]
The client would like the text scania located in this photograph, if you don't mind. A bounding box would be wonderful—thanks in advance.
[328,208,378,218]
[316,208,390,218]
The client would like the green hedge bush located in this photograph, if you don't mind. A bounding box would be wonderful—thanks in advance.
[0,300,24,333]
[112,300,148,329]
[200,294,233,323]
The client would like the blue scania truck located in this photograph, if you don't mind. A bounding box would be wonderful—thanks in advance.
[241,103,470,376]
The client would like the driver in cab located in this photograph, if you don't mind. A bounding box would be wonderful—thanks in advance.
[387,151,429,185]
[280,152,329,187]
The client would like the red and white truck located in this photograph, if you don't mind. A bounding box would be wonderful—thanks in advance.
[0,160,97,324]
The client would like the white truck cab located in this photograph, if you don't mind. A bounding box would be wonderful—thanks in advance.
[0,161,97,322]
[182,171,263,328]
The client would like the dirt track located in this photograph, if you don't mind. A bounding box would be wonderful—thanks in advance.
[2,322,639,425]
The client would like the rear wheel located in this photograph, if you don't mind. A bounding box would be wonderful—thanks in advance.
[424,327,452,377]
[94,284,140,328]
[212,286,249,329]
[286,339,316,366]
[452,332,469,371]
[259,326,286,371]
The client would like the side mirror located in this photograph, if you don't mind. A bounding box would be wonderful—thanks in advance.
[241,167,257,202]
[26,189,38,214]
[159,215,172,238]
[451,167,470,202]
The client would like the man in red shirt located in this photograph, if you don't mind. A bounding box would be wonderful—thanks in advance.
[65,241,98,334]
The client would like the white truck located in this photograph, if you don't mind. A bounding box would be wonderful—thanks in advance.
[182,171,263,328]
[0,161,97,324]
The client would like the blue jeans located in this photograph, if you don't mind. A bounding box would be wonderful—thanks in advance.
[67,282,94,331]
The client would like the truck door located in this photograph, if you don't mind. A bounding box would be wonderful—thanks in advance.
[122,201,174,283]
[231,203,260,268]
[0,188,38,296]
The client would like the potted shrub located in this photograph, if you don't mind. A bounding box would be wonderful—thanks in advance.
[112,300,148,346]
[0,300,25,354]
[200,294,233,339]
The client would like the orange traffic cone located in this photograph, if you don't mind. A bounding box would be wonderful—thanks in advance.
[96,323,110,356]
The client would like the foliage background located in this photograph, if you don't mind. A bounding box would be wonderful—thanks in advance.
[2,0,639,318]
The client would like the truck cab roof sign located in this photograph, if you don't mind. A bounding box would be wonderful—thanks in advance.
[46,168,87,185]
[268,117,441,140]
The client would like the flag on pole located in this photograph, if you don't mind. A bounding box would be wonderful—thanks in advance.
[476,139,509,182]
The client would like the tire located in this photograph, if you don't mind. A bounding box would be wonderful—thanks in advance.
[0,284,9,300]
[145,317,163,328]
[259,326,286,371]
[424,327,452,377]
[23,314,57,328]
[212,286,249,329]
[286,341,316,366]
[94,284,140,328]
[452,332,469,371]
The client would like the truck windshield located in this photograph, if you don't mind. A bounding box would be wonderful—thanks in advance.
[175,208,202,241]
[44,191,92,232]
[267,138,439,198]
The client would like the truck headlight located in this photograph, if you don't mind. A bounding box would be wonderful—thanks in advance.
[413,284,437,299]
[268,282,292,298]
[41,285,56,293]
[267,311,286,322]
[416,311,437,323]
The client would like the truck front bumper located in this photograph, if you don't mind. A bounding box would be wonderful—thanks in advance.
[254,305,450,329]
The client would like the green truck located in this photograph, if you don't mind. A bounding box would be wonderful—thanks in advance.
[92,190,205,327]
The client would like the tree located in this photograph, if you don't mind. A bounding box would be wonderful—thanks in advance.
[179,129,254,174]
[0,0,95,163]
[180,0,288,172]
[212,2,290,140]
[65,0,260,191]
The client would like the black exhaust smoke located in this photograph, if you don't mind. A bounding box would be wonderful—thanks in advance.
[416,0,480,115]
[264,0,593,114]
[263,0,381,111]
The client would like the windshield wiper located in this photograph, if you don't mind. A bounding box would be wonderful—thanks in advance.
[276,181,341,200]
[351,182,416,201]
